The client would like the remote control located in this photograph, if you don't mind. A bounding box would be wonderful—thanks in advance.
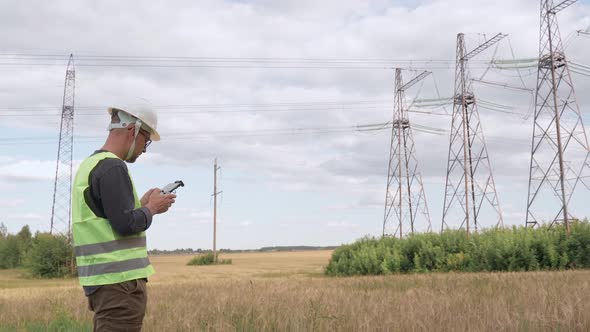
[161,180,184,194]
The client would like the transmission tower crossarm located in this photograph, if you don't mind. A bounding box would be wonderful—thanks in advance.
[551,0,577,13]
[462,33,507,61]
[398,71,431,91]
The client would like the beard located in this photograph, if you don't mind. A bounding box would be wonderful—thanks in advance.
[125,147,142,163]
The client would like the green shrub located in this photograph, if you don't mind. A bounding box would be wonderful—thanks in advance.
[0,235,21,269]
[0,225,74,278]
[326,220,590,276]
[0,225,33,269]
[25,233,73,278]
[187,253,232,266]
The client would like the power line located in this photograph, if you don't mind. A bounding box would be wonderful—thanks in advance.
[0,122,389,144]
[0,99,452,117]
[0,122,538,147]
[0,99,419,112]
[0,118,461,146]
[0,53,511,70]
[0,53,498,64]
[471,78,533,92]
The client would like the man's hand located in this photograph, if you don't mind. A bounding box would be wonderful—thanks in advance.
[140,188,158,207]
[145,189,176,216]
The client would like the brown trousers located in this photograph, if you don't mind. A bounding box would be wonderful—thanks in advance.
[88,279,147,332]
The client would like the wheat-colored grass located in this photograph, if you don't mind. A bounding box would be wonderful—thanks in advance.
[1,250,590,331]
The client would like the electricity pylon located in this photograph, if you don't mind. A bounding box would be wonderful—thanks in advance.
[442,34,505,235]
[526,0,590,235]
[50,54,75,239]
[383,68,432,238]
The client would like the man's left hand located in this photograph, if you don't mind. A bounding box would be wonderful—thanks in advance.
[140,188,158,207]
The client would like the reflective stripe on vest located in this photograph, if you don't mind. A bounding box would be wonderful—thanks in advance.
[72,151,154,286]
[77,257,150,277]
[74,237,147,256]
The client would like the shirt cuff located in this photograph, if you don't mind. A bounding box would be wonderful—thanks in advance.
[139,207,153,231]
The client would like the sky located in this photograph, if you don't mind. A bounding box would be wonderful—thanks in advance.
[0,0,589,250]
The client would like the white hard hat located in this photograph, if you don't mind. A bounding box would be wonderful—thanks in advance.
[107,105,160,141]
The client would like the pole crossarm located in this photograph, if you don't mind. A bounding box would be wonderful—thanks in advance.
[462,33,507,61]
[551,0,577,13]
[398,71,431,92]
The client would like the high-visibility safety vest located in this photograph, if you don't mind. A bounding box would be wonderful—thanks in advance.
[72,151,155,286]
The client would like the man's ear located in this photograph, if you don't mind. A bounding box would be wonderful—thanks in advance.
[127,125,135,138]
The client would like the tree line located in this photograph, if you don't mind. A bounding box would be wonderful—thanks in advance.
[0,223,72,277]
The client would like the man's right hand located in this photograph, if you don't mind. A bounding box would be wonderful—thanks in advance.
[145,189,176,215]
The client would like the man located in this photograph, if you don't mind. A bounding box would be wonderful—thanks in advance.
[71,105,176,331]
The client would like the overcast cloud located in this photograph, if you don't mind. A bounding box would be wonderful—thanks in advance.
[0,0,589,249]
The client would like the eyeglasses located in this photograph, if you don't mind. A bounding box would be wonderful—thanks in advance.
[139,129,152,151]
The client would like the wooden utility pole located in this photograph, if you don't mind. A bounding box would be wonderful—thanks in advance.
[213,159,221,262]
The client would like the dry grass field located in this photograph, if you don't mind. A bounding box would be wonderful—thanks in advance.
[2,250,590,331]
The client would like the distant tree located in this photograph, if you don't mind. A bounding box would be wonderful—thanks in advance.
[16,225,33,261]
[0,222,6,268]
[25,233,72,278]
[0,222,7,239]
[0,225,35,268]
[0,234,20,269]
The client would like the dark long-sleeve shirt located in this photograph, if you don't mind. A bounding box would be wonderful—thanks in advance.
[82,150,152,296]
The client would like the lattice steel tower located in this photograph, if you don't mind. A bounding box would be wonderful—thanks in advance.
[50,54,75,238]
[442,34,505,235]
[383,68,432,238]
[526,0,590,234]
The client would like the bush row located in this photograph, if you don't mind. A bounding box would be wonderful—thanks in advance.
[0,223,73,278]
[187,252,232,266]
[325,221,590,276]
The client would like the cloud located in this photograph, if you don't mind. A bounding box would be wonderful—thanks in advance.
[327,221,361,229]
[0,157,83,184]
[5,213,44,222]
[0,0,589,246]
[0,199,25,207]
[157,208,212,226]
[0,158,58,182]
